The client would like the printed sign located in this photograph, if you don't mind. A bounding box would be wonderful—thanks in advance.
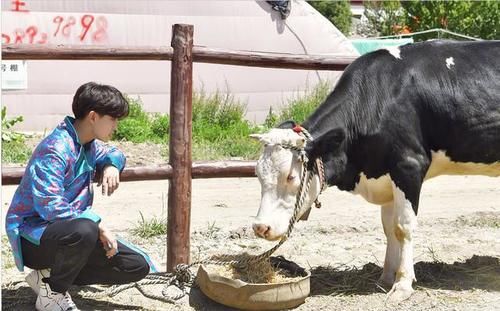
[1,60,28,90]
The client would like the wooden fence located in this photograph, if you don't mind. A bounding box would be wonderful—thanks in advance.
[2,24,356,271]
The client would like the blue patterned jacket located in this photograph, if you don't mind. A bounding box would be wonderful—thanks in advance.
[6,116,126,271]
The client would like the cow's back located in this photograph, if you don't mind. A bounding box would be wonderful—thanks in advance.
[304,40,500,197]
[398,41,500,164]
[353,40,500,166]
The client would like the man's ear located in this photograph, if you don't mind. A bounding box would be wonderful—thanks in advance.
[88,111,98,123]
[305,128,346,157]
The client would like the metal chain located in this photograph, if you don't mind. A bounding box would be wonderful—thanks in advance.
[81,127,320,303]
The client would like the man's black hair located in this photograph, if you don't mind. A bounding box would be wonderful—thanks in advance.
[72,82,129,120]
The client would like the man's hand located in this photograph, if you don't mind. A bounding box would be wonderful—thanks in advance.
[98,223,118,259]
[97,165,120,196]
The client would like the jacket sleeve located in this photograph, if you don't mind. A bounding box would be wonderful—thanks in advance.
[30,151,92,221]
[95,140,126,172]
[31,150,101,223]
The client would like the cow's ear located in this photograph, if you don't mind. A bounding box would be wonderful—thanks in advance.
[249,133,274,145]
[306,128,345,156]
[277,120,296,129]
[325,128,346,146]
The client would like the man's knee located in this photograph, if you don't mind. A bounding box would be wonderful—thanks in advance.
[127,255,150,282]
[61,219,99,249]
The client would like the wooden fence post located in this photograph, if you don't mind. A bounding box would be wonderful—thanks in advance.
[167,24,193,272]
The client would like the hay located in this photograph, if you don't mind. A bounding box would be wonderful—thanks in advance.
[310,263,384,296]
[415,255,500,291]
[309,255,500,296]
[207,253,303,284]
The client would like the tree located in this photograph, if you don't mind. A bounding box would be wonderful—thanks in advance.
[308,0,352,35]
[363,1,407,36]
[402,0,499,40]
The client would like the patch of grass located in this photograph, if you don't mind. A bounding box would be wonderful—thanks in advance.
[203,221,221,239]
[5,82,335,164]
[113,96,169,143]
[2,106,31,164]
[2,139,32,164]
[266,81,333,127]
[2,235,15,269]
[130,212,167,239]
[192,90,261,159]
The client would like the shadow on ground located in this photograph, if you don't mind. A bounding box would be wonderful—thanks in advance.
[310,255,500,296]
[1,285,147,310]
[3,255,498,310]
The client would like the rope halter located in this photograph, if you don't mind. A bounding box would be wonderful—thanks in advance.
[289,125,327,205]
[80,125,328,304]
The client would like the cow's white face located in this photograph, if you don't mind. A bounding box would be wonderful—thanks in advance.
[250,129,321,241]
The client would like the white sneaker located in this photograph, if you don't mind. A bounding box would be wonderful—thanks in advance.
[25,269,51,295]
[35,281,79,311]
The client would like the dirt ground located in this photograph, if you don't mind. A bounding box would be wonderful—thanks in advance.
[2,142,500,310]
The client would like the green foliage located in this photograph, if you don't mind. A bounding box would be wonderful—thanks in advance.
[266,81,333,127]
[363,1,406,36]
[192,91,249,140]
[4,83,336,163]
[2,106,24,142]
[308,0,352,35]
[191,91,261,159]
[2,140,32,164]
[113,97,168,143]
[2,106,31,164]
[402,0,499,40]
[150,114,169,140]
[263,107,279,129]
[130,212,167,239]
[1,235,15,269]
[361,1,499,40]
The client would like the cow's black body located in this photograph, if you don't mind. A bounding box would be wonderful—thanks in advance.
[295,40,500,213]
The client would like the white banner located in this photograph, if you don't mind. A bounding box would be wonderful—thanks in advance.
[1,60,28,90]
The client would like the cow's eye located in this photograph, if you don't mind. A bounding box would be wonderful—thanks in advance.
[287,175,296,182]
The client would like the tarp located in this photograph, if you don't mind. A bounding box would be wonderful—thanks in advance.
[1,0,359,131]
[350,38,414,55]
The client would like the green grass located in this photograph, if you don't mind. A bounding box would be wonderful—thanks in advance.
[2,235,15,269]
[113,96,169,143]
[130,212,167,239]
[2,139,32,164]
[2,106,32,164]
[2,82,333,164]
[272,80,333,126]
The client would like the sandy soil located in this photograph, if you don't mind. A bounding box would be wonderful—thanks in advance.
[2,142,499,310]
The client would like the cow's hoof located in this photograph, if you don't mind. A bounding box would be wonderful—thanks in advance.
[385,282,414,305]
[378,272,395,286]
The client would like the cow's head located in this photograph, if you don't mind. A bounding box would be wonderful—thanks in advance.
[250,127,323,241]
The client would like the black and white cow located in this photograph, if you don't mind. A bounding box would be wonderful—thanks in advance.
[250,40,500,302]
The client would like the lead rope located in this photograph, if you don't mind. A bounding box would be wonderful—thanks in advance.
[81,127,323,303]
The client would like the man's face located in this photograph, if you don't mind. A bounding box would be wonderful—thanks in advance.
[93,113,118,142]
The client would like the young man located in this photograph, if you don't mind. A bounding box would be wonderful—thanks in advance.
[5,82,154,311]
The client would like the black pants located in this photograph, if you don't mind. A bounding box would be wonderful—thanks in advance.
[21,218,150,293]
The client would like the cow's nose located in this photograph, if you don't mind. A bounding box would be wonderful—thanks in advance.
[253,223,271,238]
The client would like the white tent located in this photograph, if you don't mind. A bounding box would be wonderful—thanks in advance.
[1,0,359,131]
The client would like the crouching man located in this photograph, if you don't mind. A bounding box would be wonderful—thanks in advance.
[5,82,156,311]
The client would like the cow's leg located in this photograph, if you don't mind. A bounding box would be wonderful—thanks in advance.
[386,183,418,303]
[386,156,428,303]
[379,202,400,285]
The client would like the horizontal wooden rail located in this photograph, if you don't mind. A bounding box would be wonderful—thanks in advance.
[2,44,355,70]
[2,45,174,60]
[1,161,257,185]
